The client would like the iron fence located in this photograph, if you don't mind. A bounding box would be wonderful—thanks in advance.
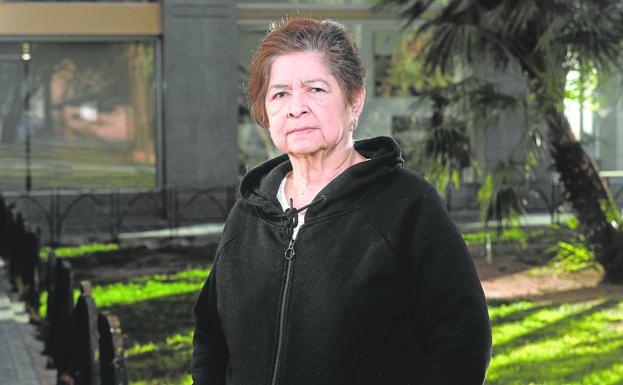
[2,186,237,244]
[3,174,623,244]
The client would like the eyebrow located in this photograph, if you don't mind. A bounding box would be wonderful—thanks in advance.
[303,78,331,87]
[268,78,332,90]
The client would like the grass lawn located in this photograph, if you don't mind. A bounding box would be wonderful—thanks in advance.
[43,241,623,385]
[71,267,622,385]
[487,300,623,384]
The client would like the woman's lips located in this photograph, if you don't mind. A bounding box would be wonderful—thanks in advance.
[288,127,317,135]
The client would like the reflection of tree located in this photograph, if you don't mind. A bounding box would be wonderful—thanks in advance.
[25,42,155,164]
[126,43,155,164]
[31,43,131,113]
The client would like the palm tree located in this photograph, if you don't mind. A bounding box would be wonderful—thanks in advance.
[377,0,623,282]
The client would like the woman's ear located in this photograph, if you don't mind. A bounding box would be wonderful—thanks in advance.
[351,86,366,118]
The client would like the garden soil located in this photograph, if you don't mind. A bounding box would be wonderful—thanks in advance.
[475,255,623,304]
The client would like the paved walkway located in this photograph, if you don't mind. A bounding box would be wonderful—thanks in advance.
[117,212,572,242]
[0,260,55,385]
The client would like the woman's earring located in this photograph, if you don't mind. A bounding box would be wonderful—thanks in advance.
[351,117,358,131]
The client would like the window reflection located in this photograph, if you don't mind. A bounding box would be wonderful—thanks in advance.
[0,41,157,191]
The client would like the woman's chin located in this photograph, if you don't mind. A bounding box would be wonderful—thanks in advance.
[284,138,326,156]
[286,144,326,156]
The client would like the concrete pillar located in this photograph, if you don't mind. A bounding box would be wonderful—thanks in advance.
[161,0,238,188]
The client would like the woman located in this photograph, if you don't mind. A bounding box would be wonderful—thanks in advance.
[193,18,491,385]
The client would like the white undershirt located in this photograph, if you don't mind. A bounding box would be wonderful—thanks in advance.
[277,175,304,240]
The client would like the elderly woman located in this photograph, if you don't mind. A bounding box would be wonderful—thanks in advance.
[193,18,491,385]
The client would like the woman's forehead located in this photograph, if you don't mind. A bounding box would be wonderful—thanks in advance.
[269,51,334,82]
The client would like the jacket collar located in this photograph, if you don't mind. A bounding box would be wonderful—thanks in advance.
[239,136,404,221]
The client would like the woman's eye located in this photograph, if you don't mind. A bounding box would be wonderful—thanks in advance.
[273,92,287,99]
[310,87,325,93]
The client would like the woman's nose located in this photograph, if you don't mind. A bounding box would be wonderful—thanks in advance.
[287,92,308,118]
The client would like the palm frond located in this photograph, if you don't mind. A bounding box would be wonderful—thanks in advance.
[418,7,537,77]
[470,83,518,112]
[373,0,438,28]
[533,13,571,54]
[477,161,526,228]
[486,0,541,37]
[422,23,484,72]
[423,120,471,169]
[558,3,623,71]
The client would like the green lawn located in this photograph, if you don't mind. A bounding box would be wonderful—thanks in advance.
[487,300,623,385]
[39,237,623,384]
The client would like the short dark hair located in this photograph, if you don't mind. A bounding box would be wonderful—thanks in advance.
[247,18,365,128]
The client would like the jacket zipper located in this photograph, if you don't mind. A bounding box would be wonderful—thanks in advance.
[270,236,298,385]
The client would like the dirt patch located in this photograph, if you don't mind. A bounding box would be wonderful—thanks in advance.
[475,254,623,304]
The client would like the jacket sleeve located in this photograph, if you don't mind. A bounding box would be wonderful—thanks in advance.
[408,190,492,385]
[192,266,229,385]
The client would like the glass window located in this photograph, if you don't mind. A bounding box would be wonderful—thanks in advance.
[592,77,623,171]
[373,30,400,97]
[0,41,157,191]
[564,71,623,172]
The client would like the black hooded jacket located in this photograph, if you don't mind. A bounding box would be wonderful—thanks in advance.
[192,136,492,385]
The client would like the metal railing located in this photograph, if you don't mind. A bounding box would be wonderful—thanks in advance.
[444,173,623,224]
[3,173,623,243]
[2,186,237,244]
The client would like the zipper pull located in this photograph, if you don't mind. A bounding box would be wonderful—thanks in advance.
[284,239,296,260]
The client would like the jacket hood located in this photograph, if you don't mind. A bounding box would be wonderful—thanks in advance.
[239,136,404,221]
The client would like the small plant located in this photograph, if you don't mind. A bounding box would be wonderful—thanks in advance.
[544,216,601,273]
[39,243,119,260]
[462,227,528,248]
[547,241,600,273]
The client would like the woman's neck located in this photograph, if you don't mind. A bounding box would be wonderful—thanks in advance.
[285,145,365,209]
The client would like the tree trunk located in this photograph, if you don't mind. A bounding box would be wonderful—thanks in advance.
[544,105,623,283]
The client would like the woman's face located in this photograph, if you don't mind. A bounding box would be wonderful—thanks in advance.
[264,51,364,156]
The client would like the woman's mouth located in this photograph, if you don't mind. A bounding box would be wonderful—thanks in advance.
[288,127,317,135]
